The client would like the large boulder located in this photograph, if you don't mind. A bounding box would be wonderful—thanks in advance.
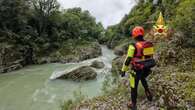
[58,66,97,81]
[90,60,105,69]
[113,43,129,56]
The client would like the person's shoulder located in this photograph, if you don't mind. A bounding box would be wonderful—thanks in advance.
[128,42,136,50]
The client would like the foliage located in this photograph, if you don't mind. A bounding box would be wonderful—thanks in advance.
[155,32,193,71]
[60,8,103,41]
[0,0,31,45]
[173,0,195,46]
[0,0,104,65]
[104,0,195,48]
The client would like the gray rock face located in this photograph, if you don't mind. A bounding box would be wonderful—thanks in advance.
[113,43,129,56]
[77,42,102,61]
[58,66,97,81]
[91,60,105,69]
[111,56,126,74]
[0,44,24,73]
[41,42,102,64]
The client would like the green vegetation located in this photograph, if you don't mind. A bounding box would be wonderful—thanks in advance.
[174,0,195,46]
[0,0,104,71]
[104,0,195,48]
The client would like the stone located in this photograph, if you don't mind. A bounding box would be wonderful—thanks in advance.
[91,60,105,69]
[58,66,97,81]
[113,43,129,56]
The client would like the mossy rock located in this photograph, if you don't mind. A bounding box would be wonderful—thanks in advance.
[91,60,105,69]
[58,66,97,81]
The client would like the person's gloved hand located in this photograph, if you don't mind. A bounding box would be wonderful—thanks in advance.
[120,71,126,77]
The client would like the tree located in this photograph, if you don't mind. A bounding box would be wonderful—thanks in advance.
[60,8,104,41]
[173,0,195,46]
[0,0,31,44]
[30,0,59,37]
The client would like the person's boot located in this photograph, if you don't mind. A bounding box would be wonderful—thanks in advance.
[145,90,153,101]
[127,101,137,110]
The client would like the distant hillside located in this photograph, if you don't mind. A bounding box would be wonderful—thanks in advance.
[100,0,195,48]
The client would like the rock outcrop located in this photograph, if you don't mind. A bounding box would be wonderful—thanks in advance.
[57,66,97,81]
[113,43,129,56]
[38,42,102,64]
[0,44,24,73]
[90,60,105,69]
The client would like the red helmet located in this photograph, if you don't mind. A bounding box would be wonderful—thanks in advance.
[132,26,145,38]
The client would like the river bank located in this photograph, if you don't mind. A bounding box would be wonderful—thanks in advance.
[0,46,116,110]
[67,32,195,110]
[0,41,102,74]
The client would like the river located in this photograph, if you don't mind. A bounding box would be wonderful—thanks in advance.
[0,46,116,110]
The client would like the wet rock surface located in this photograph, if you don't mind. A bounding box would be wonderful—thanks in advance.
[58,66,97,81]
[90,60,105,69]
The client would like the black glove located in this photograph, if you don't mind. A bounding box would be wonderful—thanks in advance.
[120,71,126,77]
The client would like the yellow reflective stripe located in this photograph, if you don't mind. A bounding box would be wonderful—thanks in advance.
[122,65,129,72]
[143,47,154,55]
[129,73,135,88]
[127,45,135,57]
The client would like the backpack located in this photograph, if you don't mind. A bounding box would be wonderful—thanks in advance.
[131,41,156,70]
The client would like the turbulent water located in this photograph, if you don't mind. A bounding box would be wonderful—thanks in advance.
[0,46,116,110]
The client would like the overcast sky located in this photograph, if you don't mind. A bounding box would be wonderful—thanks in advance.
[58,0,136,28]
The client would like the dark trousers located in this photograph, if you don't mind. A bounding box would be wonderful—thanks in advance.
[131,69,151,104]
